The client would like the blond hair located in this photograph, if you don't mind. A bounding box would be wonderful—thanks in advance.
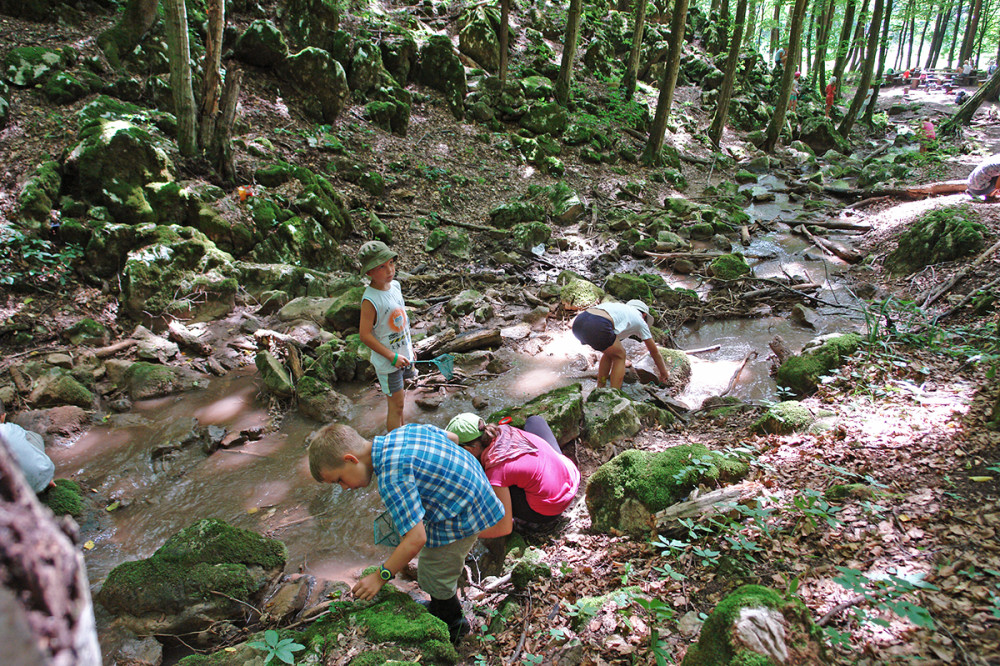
[307,423,367,481]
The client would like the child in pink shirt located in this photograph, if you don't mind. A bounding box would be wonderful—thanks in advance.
[920,117,936,152]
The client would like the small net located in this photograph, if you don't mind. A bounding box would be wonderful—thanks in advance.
[373,510,401,547]
[415,353,454,380]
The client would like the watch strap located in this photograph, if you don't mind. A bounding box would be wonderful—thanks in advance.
[379,565,392,581]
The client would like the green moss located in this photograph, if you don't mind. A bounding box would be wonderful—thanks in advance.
[39,479,84,516]
[708,253,751,281]
[508,546,551,590]
[488,383,584,444]
[775,334,862,397]
[750,401,813,435]
[604,273,653,302]
[681,585,783,666]
[884,204,986,275]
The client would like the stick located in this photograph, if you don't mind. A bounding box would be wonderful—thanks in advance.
[683,344,721,354]
[210,590,261,617]
[216,449,268,458]
[507,592,532,665]
[719,351,757,397]
[931,275,1000,324]
[93,339,137,358]
[922,238,1000,307]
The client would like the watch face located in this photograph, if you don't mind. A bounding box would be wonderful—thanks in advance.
[380,567,391,580]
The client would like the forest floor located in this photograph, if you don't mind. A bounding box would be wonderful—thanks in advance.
[3,8,1000,666]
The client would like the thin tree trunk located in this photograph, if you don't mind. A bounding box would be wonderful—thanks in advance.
[947,0,964,68]
[746,0,758,48]
[555,0,583,106]
[926,2,950,69]
[163,0,197,156]
[895,1,912,69]
[622,0,649,100]
[839,0,885,137]
[941,65,1000,132]
[499,0,511,84]
[959,0,982,63]
[862,0,894,124]
[709,0,748,147]
[763,0,809,152]
[916,16,931,65]
[906,15,915,68]
[643,0,690,163]
[770,0,781,55]
[811,0,836,89]
[832,0,858,88]
[199,0,224,151]
[972,0,992,60]
[208,68,243,185]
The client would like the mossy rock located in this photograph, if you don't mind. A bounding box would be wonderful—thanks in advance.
[708,253,751,281]
[883,205,986,275]
[280,47,350,123]
[256,351,295,399]
[557,271,604,310]
[775,333,862,397]
[98,519,287,637]
[39,478,84,516]
[122,361,207,400]
[750,400,814,435]
[586,445,749,536]
[488,201,545,228]
[16,160,62,229]
[603,273,653,303]
[233,19,289,67]
[28,369,94,408]
[519,101,569,136]
[3,45,70,87]
[511,221,551,250]
[508,546,551,590]
[323,285,366,332]
[568,586,644,631]
[415,34,466,120]
[488,383,584,444]
[583,388,642,449]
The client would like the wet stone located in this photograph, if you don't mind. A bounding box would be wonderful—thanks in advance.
[415,390,445,410]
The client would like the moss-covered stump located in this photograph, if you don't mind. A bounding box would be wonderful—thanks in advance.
[775,333,862,398]
[488,383,584,445]
[681,585,827,666]
[586,445,749,536]
[178,583,458,665]
[97,519,287,640]
[883,205,987,275]
[38,478,84,516]
[121,361,207,400]
[750,401,814,435]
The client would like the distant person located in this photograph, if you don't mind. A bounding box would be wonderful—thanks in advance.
[967,154,1000,202]
[963,60,973,76]
[825,76,838,117]
[358,240,414,432]
[571,299,670,389]
[773,47,786,71]
[988,60,997,76]
[307,422,504,642]
[445,413,580,534]
[955,89,969,105]
[0,423,55,493]
[919,117,936,153]
[790,71,801,112]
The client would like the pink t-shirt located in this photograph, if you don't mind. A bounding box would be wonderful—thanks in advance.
[922,121,936,140]
[484,427,580,516]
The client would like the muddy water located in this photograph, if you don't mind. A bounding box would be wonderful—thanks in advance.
[53,185,866,592]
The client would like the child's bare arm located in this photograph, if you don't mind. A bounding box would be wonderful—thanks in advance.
[359,300,409,366]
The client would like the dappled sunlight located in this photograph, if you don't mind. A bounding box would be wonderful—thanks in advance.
[193,388,258,424]
[868,193,970,236]
[244,479,294,509]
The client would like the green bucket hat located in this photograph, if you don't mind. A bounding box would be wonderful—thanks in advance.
[359,240,397,276]
[445,413,483,444]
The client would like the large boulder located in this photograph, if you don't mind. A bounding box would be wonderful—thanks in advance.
[488,383,584,445]
[604,273,653,303]
[798,116,851,155]
[519,101,569,136]
[121,362,207,400]
[280,48,350,123]
[458,6,502,71]
[27,369,94,409]
[884,204,986,275]
[379,30,418,85]
[233,20,289,67]
[97,519,286,640]
[557,271,604,311]
[296,376,352,421]
[583,388,673,449]
[775,333,862,397]
[349,41,387,93]
[64,98,177,225]
[323,284,366,332]
[586,445,749,536]
[681,585,827,665]
[3,46,71,87]
[415,35,467,119]
[278,0,340,50]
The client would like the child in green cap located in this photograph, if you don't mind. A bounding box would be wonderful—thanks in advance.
[358,240,414,432]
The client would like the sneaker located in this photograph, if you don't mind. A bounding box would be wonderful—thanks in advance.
[447,616,472,643]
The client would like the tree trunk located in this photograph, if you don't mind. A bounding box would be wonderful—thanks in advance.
[499,0,511,84]
[941,65,1000,132]
[163,0,198,156]
[555,0,583,106]
[906,13,915,68]
[972,0,992,59]
[0,439,101,666]
[199,0,225,151]
[96,0,158,68]
[642,0,690,163]
[769,0,781,55]
[708,0,748,147]
[916,16,931,65]
[810,0,836,89]
[862,0,894,124]
[622,0,649,100]
[849,4,871,70]
[763,0,809,152]
[207,68,243,185]
[958,0,982,63]
[926,1,951,69]
[839,0,885,137]
[831,0,858,89]
[947,0,964,68]
[895,0,912,69]
[746,0,758,48]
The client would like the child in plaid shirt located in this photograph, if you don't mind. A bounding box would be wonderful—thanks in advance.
[307,422,504,642]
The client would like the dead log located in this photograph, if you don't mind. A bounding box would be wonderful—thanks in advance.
[922,238,1000,308]
[0,438,102,665]
[413,329,457,358]
[795,225,863,263]
[167,320,212,356]
[795,217,871,232]
[441,328,502,354]
[92,338,137,359]
[769,335,793,364]
[742,282,821,299]
[645,250,722,262]
[655,481,764,534]
[823,180,967,201]
[9,365,30,393]
[740,225,751,246]
[904,179,969,196]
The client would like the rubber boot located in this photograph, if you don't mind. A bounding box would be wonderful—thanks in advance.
[428,594,470,643]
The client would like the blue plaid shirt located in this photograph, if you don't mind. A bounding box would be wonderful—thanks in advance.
[373,424,504,548]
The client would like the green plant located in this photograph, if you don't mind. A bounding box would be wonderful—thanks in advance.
[0,227,83,291]
[787,489,843,532]
[635,595,676,665]
[247,629,305,665]
[824,566,937,647]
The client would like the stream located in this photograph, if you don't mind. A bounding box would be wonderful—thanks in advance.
[48,181,867,603]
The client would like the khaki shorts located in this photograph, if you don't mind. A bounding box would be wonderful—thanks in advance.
[416,534,478,599]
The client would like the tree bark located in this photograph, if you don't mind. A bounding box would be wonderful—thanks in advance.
[839,0,885,137]
[810,0,836,89]
[958,0,982,63]
[499,0,511,85]
[96,0,158,68]
[0,439,101,666]
[831,0,858,91]
[769,0,781,55]
[199,0,225,151]
[163,0,198,156]
[862,0,894,125]
[941,65,1000,132]
[208,68,243,185]
[622,0,649,100]
[947,0,964,68]
[554,0,583,106]
[763,0,808,152]
[708,0,748,147]
[642,0,690,163]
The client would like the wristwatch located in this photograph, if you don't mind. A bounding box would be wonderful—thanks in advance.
[379,565,392,581]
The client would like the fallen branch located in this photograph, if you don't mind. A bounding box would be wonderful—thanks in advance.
[92,339,138,359]
[921,238,1000,307]
[683,344,721,354]
[795,225,863,263]
[931,275,1000,324]
[209,590,261,617]
[655,481,764,532]
[719,351,757,397]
